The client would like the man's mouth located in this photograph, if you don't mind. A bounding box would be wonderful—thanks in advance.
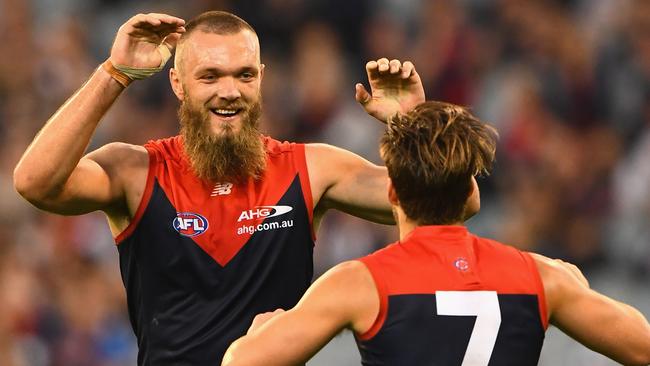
[210,108,243,118]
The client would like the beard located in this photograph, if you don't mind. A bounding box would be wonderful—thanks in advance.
[179,94,266,184]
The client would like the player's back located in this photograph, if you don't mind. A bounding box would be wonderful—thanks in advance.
[355,225,547,366]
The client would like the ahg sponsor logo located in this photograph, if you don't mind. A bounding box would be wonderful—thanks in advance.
[237,205,293,222]
[173,212,209,237]
[237,219,294,235]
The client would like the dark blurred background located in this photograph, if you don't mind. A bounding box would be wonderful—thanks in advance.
[0,0,648,365]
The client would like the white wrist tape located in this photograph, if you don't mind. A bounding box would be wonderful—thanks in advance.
[113,43,172,80]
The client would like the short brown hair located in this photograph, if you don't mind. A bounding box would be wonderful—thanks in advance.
[183,11,256,37]
[175,11,258,70]
[381,101,498,225]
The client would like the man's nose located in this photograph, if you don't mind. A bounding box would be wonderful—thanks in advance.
[216,77,241,101]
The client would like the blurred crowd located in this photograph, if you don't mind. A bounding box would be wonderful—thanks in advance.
[0,0,648,365]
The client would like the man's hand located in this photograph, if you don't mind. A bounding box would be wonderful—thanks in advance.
[247,309,285,334]
[355,58,425,123]
[110,13,186,69]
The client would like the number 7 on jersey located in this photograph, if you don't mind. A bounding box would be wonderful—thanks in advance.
[436,291,502,366]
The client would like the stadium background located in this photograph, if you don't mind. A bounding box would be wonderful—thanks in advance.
[0,0,649,364]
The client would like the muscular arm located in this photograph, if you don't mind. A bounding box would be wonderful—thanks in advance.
[306,143,393,225]
[532,254,650,366]
[222,261,379,366]
[13,68,128,214]
[13,13,183,222]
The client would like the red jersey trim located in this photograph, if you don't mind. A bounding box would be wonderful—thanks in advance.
[115,147,157,244]
[523,252,549,329]
[356,258,389,341]
[293,143,316,241]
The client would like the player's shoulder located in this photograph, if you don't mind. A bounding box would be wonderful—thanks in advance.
[318,260,377,306]
[358,241,402,264]
[263,135,297,155]
[86,141,148,170]
[144,135,183,160]
[303,142,354,159]
[323,260,373,282]
[528,253,588,296]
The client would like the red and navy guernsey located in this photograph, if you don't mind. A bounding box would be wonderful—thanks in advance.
[355,226,548,366]
[115,135,315,365]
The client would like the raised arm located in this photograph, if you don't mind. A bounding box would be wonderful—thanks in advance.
[305,59,425,225]
[532,254,650,365]
[13,14,184,220]
[222,261,379,366]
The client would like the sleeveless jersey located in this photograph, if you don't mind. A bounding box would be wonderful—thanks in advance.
[355,226,547,366]
[115,135,315,365]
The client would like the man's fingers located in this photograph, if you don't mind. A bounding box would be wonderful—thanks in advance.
[401,61,414,79]
[377,58,390,73]
[355,83,372,105]
[130,13,185,34]
[389,59,401,74]
[371,58,415,77]
[365,60,379,80]
[163,33,183,50]
[130,13,184,26]
[147,13,185,25]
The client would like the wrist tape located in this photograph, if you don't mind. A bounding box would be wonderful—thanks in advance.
[102,43,172,88]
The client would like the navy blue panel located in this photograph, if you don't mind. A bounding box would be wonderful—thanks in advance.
[118,174,313,365]
[356,294,544,366]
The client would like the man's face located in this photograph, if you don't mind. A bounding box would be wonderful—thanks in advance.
[173,29,264,136]
[170,29,267,183]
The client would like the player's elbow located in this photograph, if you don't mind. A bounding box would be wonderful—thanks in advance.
[13,164,59,206]
[14,165,41,201]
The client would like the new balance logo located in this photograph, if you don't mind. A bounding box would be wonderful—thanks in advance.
[211,182,233,196]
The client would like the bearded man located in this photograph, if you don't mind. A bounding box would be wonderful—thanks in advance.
[13,11,425,365]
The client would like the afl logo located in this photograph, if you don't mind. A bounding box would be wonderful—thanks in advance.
[454,257,470,272]
[173,212,209,237]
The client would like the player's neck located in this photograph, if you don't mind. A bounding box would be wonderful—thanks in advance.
[395,207,419,240]
[396,207,464,240]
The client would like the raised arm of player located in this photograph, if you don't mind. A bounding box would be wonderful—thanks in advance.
[532,254,650,366]
[221,261,379,366]
[306,59,425,225]
[13,14,184,224]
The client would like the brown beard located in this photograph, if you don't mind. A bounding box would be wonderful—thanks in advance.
[179,94,266,184]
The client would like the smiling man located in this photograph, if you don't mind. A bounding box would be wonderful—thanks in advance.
[13,11,425,365]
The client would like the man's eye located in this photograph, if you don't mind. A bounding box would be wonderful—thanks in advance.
[241,73,254,80]
[202,75,216,81]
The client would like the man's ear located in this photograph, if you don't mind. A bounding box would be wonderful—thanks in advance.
[388,179,399,205]
[260,63,265,82]
[170,68,184,101]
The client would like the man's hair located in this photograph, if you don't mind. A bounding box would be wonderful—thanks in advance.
[175,11,258,70]
[183,10,256,37]
[380,101,498,225]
